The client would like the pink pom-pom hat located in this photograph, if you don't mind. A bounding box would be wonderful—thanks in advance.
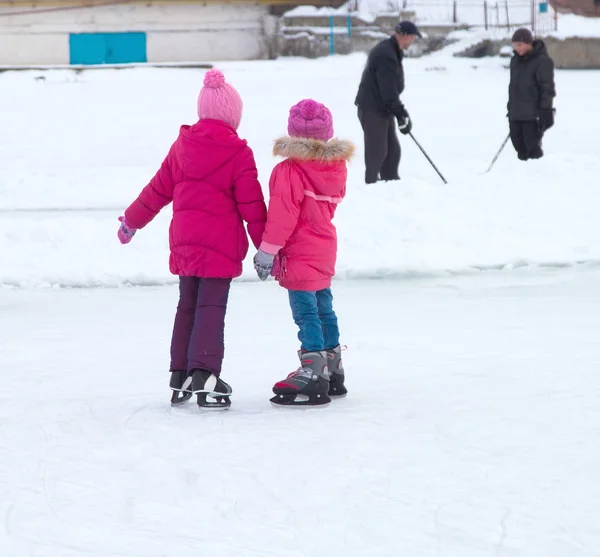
[287,99,334,142]
[197,69,243,130]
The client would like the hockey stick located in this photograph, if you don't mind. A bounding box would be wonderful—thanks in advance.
[484,133,511,174]
[409,132,447,184]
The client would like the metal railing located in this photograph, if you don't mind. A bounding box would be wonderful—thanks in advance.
[356,0,558,32]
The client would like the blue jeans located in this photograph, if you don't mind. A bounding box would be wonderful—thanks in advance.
[288,288,340,352]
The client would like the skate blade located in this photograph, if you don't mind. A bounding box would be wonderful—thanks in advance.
[329,392,348,399]
[170,391,193,406]
[197,393,231,411]
[270,393,331,408]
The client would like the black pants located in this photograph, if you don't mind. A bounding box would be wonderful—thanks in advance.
[357,108,401,184]
[509,120,543,161]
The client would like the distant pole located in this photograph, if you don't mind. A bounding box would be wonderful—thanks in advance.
[330,15,335,55]
[531,0,535,32]
[554,6,558,30]
[505,0,510,30]
[484,1,488,30]
[453,0,457,23]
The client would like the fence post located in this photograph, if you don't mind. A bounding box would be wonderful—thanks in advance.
[329,15,335,55]
[453,0,457,23]
[347,14,352,36]
[554,6,558,30]
[484,1,488,30]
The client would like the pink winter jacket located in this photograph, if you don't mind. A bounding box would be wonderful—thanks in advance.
[261,136,355,291]
[124,119,267,278]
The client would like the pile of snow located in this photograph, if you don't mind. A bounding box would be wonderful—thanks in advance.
[551,13,600,38]
[1,53,599,288]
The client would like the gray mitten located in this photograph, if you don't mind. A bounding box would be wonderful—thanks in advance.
[253,249,275,281]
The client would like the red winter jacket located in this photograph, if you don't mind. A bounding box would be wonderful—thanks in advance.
[260,136,355,291]
[125,120,267,278]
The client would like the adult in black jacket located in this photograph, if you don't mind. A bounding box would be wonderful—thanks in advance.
[355,21,421,184]
[508,28,556,161]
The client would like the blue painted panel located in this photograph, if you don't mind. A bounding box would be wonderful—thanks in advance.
[69,32,147,65]
[69,33,106,65]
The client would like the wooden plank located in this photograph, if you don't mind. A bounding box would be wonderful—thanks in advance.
[0,0,344,6]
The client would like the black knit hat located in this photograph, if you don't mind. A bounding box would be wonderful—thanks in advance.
[512,28,534,44]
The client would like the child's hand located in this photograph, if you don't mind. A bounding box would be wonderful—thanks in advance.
[253,249,275,281]
[117,216,137,244]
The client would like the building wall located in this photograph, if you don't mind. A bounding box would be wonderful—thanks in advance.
[549,0,600,17]
[0,3,271,65]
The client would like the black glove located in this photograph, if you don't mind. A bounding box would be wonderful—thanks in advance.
[538,108,555,132]
[398,114,412,135]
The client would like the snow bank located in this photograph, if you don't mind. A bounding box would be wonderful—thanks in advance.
[551,13,600,38]
[1,55,598,288]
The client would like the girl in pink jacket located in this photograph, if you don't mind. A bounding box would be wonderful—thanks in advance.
[253,99,354,407]
[118,70,267,410]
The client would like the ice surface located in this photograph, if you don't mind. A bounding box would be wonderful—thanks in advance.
[1,271,600,556]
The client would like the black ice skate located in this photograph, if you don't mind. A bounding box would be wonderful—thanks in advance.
[326,345,347,398]
[191,369,232,410]
[271,351,331,407]
[169,370,193,406]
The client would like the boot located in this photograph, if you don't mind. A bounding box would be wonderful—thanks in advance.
[190,368,232,410]
[326,345,347,398]
[271,351,331,407]
[169,370,192,406]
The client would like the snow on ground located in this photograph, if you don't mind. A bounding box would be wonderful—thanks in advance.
[1,270,600,556]
[1,46,600,557]
[1,53,599,287]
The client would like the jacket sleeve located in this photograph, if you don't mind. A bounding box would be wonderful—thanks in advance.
[375,52,406,120]
[536,56,556,110]
[233,146,267,250]
[260,161,304,254]
[124,143,179,229]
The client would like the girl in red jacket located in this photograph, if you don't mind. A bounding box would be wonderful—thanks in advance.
[253,99,354,407]
[118,70,267,410]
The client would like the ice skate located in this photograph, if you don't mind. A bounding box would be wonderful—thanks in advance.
[169,370,193,406]
[326,345,347,398]
[271,351,331,407]
[191,369,232,410]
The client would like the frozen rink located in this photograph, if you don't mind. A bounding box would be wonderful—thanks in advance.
[1,38,600,557]
[1,271,600,556]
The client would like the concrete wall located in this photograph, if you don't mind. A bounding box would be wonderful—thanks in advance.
[545,35,600,68]
[0,3,270,64]
[454,35,600,68]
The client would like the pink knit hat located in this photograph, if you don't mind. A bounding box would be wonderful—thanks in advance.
[197,69,243,130]
[287,99,334,142]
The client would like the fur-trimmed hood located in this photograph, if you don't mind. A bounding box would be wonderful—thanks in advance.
[273,136,355,161]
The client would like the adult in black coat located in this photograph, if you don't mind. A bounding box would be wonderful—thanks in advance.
[507,28,556,161]
[355,21,421,184]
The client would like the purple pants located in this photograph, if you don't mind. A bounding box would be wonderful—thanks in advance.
[169,276,232,375]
